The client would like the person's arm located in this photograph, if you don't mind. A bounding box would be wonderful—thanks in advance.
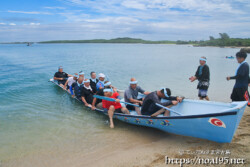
[91,98,97,110]
[227,65,248,80]
[81,96,89,106]
[189,67,199,82]
[64,79,69,90]
[129,98,142,103]
[54,73,63,81]
[69,86,74,95]
[194,66,200,79]
[67,73,73,77]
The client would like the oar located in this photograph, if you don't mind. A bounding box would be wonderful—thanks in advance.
[155,103,182,116]
[94,95,140,107]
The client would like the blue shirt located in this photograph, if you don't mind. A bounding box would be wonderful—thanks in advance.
[232,62,249,88]
[96,81,104,91]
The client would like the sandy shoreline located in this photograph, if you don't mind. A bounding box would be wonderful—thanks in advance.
[4,107,249,167]
[90,108,250,167]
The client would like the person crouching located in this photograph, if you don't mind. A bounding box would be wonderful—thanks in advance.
[102,88,130,128]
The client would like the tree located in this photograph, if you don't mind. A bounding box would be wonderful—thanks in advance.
[219,33,230,40]
[209,36,215,40]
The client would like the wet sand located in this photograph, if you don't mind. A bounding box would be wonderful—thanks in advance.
[4,108,249,167]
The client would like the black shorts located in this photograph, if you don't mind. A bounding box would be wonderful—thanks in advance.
[115,108,122,113]
[103,108,123,113]
[126,99,142,111]
[231,87,249,102]
[58,80,66,85]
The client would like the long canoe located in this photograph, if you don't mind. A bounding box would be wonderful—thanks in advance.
[50,79,247,143]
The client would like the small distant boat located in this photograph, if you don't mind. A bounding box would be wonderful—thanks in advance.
[50,78,247,143]
[226,56,234,59]
[27,42,32,46]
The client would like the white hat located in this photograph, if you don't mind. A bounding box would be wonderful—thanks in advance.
[98,73,105,78]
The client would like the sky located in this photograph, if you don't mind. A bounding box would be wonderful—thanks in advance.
[0,0,250,42]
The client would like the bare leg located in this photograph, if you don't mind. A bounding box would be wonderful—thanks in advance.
[121,107,130,114]
[199,97,204,100]
[108,105,115,128]
[96,102,103,109]
[133,103,141,115]
[164,110,170,116]
[135,107,141,115]
[205,96,210,101]
[151,108,166,117]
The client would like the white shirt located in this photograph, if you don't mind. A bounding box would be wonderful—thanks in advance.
[67,77,76,86]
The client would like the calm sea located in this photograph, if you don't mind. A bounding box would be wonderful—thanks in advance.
[0,43,247,166]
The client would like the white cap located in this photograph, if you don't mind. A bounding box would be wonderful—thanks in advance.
[98,73,105,78]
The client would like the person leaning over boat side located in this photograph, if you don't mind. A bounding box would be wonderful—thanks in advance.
[90,71,99,93]
[96,73,105,91]
[189,57,210,101]
[227,51,250,106]
[102,88,130,128]
[81,79,94,107]
[71,76,84,99]
[64,73,78,91]
[124,78,150,115]
[54,66,72,87]
[141,88,182,117]
[78,71,85,80]
[91,81,113,110]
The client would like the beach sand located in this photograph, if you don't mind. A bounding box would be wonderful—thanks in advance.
[85,108,250,167]
[4,108,249,167]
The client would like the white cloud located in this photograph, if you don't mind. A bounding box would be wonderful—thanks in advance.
[30,23,41,26]
[9,23,16,26]
[44,6,66,10]
[8,10,52,15]
[121,1,146,10]
[0,23,6,25]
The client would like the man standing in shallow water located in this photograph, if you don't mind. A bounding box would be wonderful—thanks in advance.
[227,51,250,105]
[189,57,210,101]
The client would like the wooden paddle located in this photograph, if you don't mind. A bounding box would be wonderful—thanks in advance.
[93,95,140,107]
[155,103,182,116]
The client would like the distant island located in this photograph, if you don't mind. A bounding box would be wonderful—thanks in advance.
[39,37,176,44]
[38,33,250,48]
[1,33,250,51]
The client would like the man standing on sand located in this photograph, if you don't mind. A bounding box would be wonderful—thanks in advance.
[227,51,250,106]
[189,57,210,101]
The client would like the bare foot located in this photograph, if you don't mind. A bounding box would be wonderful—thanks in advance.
[110,124,114,128]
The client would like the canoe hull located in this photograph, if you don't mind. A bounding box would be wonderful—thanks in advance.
[50,79,247,143]
[113,111,242,143]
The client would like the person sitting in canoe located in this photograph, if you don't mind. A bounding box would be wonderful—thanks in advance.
[124,78,150,115]
[90,71,99,93]
[189,57,210,101]
[54,66,72,87]
[91,81,114,110]
[78,71,85,79]
[64,73,78,91]
[70,76,84,99]
[102,88,130,128]
[81,79,94,107]
[141,88,182,117]
[96,73,105,91]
